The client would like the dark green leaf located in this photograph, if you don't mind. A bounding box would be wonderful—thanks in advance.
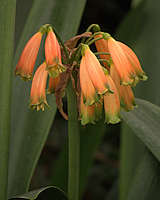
[0,1,16,199]
[127,150,160,200]
[121,98,160,161]
[10,186,67,200]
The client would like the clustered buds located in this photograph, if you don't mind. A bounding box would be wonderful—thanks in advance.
[15,24,147,125]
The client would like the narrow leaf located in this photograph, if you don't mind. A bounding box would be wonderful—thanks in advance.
[0,1,16,199]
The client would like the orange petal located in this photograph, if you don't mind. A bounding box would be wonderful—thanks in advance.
[30,62,48,111]
[108,37,136,85]
[118,41,147,81]
[110,64,135,111]
[80,55,98,105]
[45,27,62,66]
[83,46,108,94]
[104,75,121,124]
[15,32,42,80]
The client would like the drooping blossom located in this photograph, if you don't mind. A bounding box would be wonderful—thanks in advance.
[45,27,65,78]
[15,32,42,80]
[80,44,111,106]
[30,62,48,111]
[110,64,135,111]
[95,33,147,86]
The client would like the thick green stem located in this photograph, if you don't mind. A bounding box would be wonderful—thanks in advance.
[0,1,16,199]
[67,81,80,200]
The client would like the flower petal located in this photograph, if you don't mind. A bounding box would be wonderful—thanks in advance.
[30,62,48,111]
[15,32,42,80]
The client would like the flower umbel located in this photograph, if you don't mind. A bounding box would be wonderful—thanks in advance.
[15,24,147,125]
[15,32,42,80]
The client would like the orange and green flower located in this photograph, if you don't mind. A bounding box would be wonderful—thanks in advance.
[30,62,48,111]
[15,32,42,80]
[45,27,65,78]
[104,74,121,124]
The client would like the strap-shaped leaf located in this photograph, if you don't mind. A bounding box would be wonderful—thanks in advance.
[0,0,16,199]
[10,186,67,200]
[121,98,160,161]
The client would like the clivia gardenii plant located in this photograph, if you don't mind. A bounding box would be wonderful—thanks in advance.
[15,23,147,200]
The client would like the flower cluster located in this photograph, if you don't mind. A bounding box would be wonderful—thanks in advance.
[79,33,147,125]
[15,24,147,125]
[15,25,63,111]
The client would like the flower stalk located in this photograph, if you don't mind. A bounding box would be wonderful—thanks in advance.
[67,81,80,200]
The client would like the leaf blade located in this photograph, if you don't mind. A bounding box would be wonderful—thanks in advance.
[0,1,16,199]
[121,98,160,161]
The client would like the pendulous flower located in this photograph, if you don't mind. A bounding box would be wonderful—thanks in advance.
[15,32,42,80]
[30,62,48,111]
[45,27,65,78]
[95,33,147,86]
[110,64,135,111]
[80,44,111,105]
[117,41,147,82]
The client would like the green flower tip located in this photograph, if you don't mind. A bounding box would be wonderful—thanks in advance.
[39,24,50,34]
[105,113,121,124]
[81,44,89,56]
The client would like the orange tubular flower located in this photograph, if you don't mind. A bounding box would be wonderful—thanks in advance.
[117,41,147,81]
[15,32,42,80]
[104,74,121,124]
[110,64,135,111]
[81,44,109,96]
[45,27,64,78]
[107,37,137,86]
[80,54,98,105]
[30,62,48,111]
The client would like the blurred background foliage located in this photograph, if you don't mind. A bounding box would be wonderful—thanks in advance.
[11,0,160,199]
